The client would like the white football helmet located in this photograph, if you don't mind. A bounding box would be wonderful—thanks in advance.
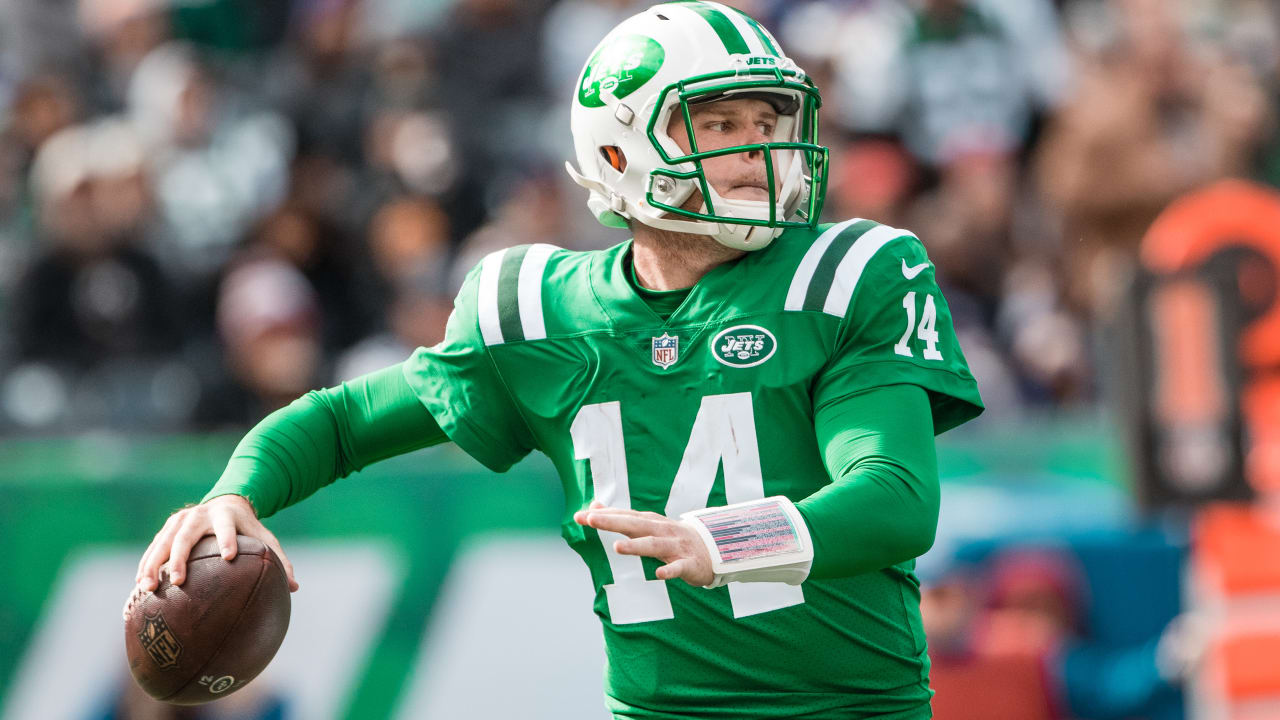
[566,1,828,251]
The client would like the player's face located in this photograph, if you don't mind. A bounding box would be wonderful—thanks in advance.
[668,97,780,203]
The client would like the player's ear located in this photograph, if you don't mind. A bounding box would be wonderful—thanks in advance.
[600,145,627,173]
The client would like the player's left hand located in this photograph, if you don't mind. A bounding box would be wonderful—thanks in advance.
[574,500,715,587]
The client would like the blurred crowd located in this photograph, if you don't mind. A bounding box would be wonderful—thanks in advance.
[921,542,1197,720]
[0,0,1277,432]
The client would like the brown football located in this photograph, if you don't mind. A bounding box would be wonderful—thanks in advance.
[123,534,291,705]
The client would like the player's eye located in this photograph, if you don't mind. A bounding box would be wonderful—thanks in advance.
[757,122,775,136]
[705,120,729,133]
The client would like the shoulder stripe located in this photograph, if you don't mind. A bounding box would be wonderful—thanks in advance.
[705,2,769,56]
[496,246,528,343]
[784,218,867,311]
[517,243,558,341]
[477,248,508,346]
[823,225,917,318]
[802,219,878,311]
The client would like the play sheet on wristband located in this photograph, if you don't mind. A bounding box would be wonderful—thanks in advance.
[698,502,802,562]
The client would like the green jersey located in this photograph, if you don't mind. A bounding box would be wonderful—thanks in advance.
[404,219,982,719]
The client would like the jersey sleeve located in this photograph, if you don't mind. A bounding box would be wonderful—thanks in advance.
[402,262,536,472]
[812,231,983,434]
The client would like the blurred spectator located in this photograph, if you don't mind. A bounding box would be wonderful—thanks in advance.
[826,139,915,228]
[214,255,323,419]
[925,545,1197,720]
[259,0,372,163]
[1038,0,1273,316]
[77,0,171,112]
[4,73,79,160]
[334,195,454,380]
[794,0,1069,166]
[433,0,556,194]
[366,195,451,289]
[4,119,188,430]
[128,42,294,279]
[0,73,82,295]
[246,204,380,354]
[972,548,1087,659]
[0,0,85,81]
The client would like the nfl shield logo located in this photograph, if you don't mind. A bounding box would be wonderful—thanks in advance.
[138,613,183,668]
[652,333,679,369]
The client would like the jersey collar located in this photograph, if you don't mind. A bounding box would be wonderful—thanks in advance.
[590,240,740,331]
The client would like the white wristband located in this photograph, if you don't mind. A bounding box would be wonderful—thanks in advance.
[680,496,813,588]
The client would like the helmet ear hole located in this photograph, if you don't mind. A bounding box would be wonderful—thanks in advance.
[600,145,627,173]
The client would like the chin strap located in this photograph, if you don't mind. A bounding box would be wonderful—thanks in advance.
[680,496,814,588]
[566,161,631,228]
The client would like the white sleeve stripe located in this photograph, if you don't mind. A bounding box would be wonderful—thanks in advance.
[705,2,767,56]
[517,243,558,341]
[783,217,865,311]
[477,249,507,346]
[823,225,915,318]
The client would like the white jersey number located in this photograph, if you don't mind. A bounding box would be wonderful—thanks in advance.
[569,393,805,624]
[894,291,944,361]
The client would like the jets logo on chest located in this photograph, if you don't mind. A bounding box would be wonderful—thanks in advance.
[651,332,679,369]
[711,325,777,368]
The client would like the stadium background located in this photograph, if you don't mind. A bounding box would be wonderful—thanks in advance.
[0,0,1277,718]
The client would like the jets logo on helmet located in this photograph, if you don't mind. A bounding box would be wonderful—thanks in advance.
[566,1,829,252]
[579,36,665,108]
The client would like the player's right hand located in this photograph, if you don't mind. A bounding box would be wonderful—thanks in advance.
[134,494,299,594]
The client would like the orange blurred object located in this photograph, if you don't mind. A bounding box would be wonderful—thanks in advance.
[1193,503,1280,596]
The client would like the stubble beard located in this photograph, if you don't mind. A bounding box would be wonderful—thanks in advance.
[630,190,746,269]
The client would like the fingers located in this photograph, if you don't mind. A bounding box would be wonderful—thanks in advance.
[137,513,179,589]
[614,536,679,560]
[211,511,238,561]
[167,517,208,587]
[136,495,297,594]
[573,501,611,526]
[256,529,299,592]
[656,558,693,581]
[138,513,184,591]
[580,509,666,538]
[576,504,665,532]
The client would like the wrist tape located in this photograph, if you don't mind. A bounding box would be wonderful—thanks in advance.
[680,496,813,588]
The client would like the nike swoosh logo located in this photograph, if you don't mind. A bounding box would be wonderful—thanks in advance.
[902,259,930,280]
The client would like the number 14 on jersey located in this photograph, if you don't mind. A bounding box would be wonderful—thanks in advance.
[895,291,944,361]
[570,393,805,624]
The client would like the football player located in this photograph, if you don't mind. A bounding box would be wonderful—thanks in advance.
[135,3,982,717]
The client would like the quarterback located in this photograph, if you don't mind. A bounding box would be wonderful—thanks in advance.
[134,3,982,718]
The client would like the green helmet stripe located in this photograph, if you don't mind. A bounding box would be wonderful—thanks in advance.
[682,2,751,55]
[496,245,529,343]
[802,220,878,312]
[738,13,781,56]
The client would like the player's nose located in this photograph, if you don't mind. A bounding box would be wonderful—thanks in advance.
[737,131,770,163]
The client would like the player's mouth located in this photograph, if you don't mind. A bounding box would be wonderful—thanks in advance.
[725,183,770,202]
